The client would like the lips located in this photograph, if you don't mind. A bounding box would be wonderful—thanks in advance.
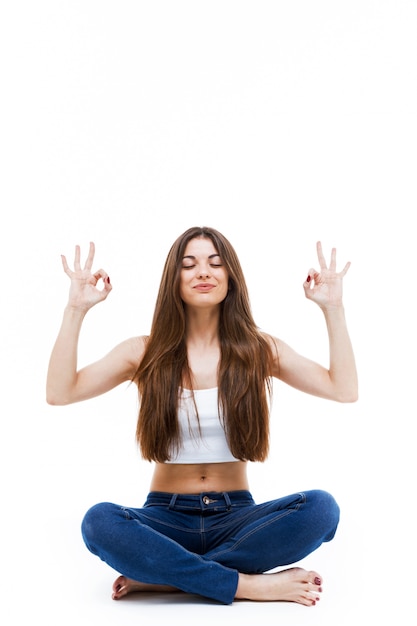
[193,283,215,291]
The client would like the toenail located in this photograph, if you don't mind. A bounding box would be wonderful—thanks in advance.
[314,577,322,585]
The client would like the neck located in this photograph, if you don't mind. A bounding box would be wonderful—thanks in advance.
[184,307,221,346]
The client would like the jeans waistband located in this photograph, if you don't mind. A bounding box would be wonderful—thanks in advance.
[144,490,254,512]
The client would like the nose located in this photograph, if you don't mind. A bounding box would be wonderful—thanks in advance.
[197,266,210,278]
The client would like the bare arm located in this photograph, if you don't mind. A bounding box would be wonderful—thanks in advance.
[269,242,358,403]
[46,242,144,405]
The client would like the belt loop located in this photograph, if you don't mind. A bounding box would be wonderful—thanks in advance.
[168,494,178,509]
[222,492,232,510]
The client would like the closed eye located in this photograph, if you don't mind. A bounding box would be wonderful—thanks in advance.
[182,263,222,269]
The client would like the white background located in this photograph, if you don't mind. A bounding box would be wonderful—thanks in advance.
[1,1,415,624]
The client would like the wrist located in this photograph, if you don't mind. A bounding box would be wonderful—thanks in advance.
[64,304,90,318]
[319,302,345,316]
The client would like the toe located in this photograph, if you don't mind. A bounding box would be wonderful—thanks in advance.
[112,575,128,600]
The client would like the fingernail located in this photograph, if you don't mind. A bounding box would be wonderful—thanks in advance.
[307,275,311,283]
[107,277,110,283]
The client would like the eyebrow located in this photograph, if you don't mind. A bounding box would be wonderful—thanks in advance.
[182,253,221,260]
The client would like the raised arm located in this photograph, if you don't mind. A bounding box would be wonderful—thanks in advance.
[271,242,358,403]
[46,242,142,405]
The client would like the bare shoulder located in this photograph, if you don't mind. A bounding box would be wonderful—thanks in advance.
[259,332,281,376]
[260,332,311,382]
[260,331,282,354]
[114,335,148,369]
[94,335,148,383]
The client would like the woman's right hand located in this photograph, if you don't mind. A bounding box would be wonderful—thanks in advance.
[61,242,112,311]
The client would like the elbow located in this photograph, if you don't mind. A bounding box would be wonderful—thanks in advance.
[46,394,63,406]
[330,373,359,403]
[341,393,358,404]
[336,388,359,403]
[46,396,61,406]
[46,388,71,406]
[46,389,56,405]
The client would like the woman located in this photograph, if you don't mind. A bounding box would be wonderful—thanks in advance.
[46,226,358,606]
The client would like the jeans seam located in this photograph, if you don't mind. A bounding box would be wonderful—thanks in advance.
[207,500,303,561]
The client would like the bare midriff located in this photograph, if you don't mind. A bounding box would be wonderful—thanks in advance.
[149,461,250,494]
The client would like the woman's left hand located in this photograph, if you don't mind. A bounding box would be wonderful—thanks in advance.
[303,242,350,309]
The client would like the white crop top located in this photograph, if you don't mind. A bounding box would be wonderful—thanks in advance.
[165,387,240,464]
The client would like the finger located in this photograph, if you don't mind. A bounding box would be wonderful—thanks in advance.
[316,241,327,269]
[61,254,72,276]
[303,268,317,295]
[74,245,81,271]
[84,241,95,271]
[104,277,112,294]
[329,247,337,272]
[93,270,112,291]
[339,260,351,278]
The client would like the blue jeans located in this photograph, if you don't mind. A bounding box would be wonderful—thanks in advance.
[81,489,339,604]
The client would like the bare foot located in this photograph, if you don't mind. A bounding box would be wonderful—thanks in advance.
[235,567,323,606]
[112,567,323,605]
[112,575,178,600]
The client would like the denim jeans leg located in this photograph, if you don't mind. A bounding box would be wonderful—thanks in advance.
[205,490,340,573]
[81,501,239,604]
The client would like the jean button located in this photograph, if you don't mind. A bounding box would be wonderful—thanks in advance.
[203,496,210,505]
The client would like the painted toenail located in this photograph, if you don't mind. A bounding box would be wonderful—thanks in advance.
[314,577,322,585]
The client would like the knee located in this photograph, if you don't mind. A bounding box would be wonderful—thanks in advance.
[81,502,120,552]
[306,489,340,537]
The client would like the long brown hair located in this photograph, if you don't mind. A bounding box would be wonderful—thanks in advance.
[134,226,275,462]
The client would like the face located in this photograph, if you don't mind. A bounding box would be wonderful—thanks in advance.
[179,237,229,308]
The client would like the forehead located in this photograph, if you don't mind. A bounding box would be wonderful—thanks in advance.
[183,237,219,257]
